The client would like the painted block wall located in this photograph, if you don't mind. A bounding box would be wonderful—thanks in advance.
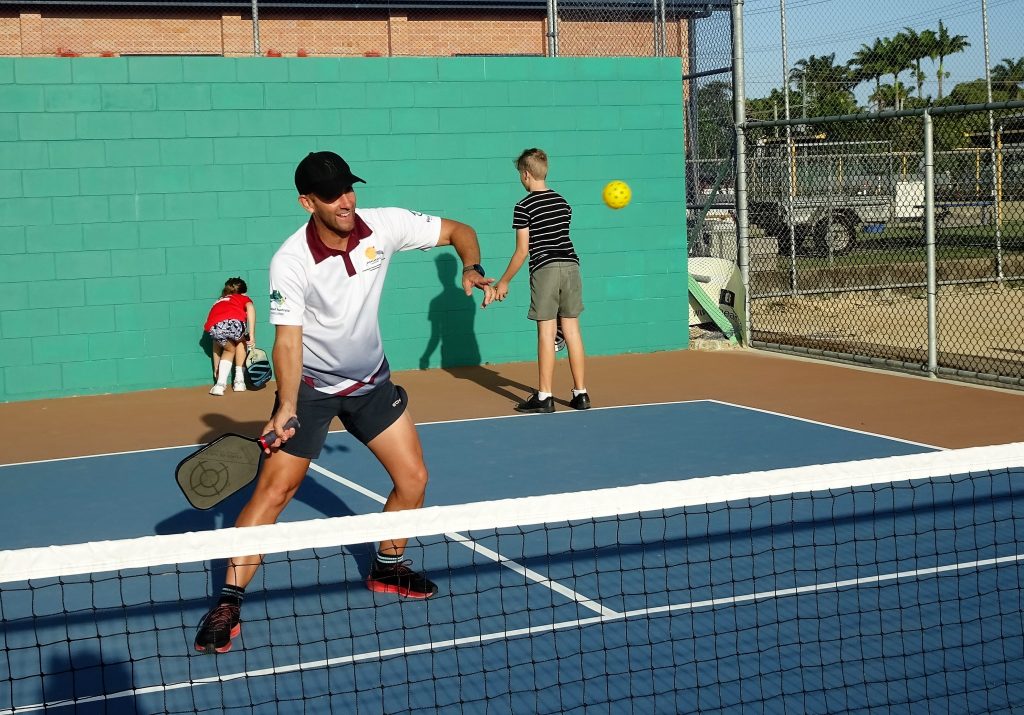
[0,56,688,402]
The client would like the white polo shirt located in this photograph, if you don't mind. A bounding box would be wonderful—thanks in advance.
[268,208,441,396]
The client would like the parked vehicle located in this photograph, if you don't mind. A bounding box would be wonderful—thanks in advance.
[747,138,925,255]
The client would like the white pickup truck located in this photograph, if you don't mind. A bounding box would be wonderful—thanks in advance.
[747,140,924,255]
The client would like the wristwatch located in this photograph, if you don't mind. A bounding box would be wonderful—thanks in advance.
[462,264,485,277]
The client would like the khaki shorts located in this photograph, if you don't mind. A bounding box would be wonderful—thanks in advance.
[528,261,584,321]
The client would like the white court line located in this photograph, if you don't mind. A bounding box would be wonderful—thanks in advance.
[704,399,945,450]
[446,533,617,617]
[0,400,711,468]
[306,461,618,618]
[2,396,936,468]
[8,549,1021,714]
[306,461,388,505]
[0,440,207,467]
[408,399,711,429]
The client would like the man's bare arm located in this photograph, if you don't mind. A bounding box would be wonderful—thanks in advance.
[265,324,303,446]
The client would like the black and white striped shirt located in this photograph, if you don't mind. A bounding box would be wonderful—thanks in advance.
[512,189,579,273]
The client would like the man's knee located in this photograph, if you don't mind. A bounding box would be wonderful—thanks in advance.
[395,463,429,500]
[253,458,309,509]
[408,463,429,492]
[259,481,300,509]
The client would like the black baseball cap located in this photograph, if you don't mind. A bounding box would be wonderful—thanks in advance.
[294,151,365,199]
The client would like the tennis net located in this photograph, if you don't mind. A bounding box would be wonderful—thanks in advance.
[2,442,1024,713]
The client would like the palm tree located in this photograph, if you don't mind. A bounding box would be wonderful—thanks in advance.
[900,27,936,100]
[790,53,855,117]
[850,38,887,111]
[879,35,913,110]
[991,57,1024,100]
[931,20,970,100]
[870,82,910,111]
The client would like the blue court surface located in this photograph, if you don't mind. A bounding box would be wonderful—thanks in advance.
[1,400,1022,714]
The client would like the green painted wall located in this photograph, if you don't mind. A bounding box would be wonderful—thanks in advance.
[0,56,687,402]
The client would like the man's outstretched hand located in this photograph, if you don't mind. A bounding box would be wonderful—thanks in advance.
[463,270,497,308]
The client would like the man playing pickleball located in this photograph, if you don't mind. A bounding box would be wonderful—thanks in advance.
[194,151,496,654]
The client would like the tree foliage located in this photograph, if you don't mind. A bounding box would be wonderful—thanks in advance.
[744,21,1010,151]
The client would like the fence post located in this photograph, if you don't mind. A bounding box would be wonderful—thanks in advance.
[659,0,667,57]
[652,0,660,55]
[981,0,1003,280]
[652,0,665,56]
[923,110,937,378]
[251,0,260,56]
[779,0,797,292]
[547,0,559,57]
[731,0,750,345]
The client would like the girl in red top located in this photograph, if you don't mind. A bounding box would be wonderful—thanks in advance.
[204,277,256,395]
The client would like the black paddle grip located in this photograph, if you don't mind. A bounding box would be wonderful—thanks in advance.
[258,416,301,449]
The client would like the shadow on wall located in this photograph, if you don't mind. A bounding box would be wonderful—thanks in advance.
[419,253,483,370]
[199,330,213,381]
[418,253,568,408]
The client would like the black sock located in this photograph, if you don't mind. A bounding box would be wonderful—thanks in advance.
[218,584,246,607]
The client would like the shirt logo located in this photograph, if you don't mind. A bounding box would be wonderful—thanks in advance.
[364,245,386,272]
[269,289,288,317]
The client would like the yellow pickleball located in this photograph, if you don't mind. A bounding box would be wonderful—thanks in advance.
[602,180,632,210]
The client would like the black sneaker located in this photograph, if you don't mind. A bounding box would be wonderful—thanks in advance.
[515,393,555,414]
[554,328,566,353]
[367,561,438,599]
[569,392,591,410]
[194,602,241,654]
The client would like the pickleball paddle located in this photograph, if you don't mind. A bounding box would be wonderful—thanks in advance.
[175,416,300,510]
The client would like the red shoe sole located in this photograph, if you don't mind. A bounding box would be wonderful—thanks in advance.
[366,580,436,599]
[195,623,241,654]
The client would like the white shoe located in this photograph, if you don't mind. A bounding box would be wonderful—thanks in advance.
[233,381,246,392]
[209,384,226,396]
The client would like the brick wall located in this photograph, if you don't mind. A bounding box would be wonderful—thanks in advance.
[0,8,687,59]
[0,56,688,402]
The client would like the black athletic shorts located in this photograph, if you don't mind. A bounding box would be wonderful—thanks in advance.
[273,379,409,459]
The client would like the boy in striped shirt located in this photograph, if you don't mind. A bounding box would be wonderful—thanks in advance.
[495,148,591,413]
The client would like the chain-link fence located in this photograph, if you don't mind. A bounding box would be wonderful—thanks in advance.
[743,104,1024,387]
[684,2,737,314]
[733,0,1024,389]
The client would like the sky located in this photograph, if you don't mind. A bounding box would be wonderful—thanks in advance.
[739,0,1022,106]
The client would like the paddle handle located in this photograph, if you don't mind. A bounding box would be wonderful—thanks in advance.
[258,416,300,449]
